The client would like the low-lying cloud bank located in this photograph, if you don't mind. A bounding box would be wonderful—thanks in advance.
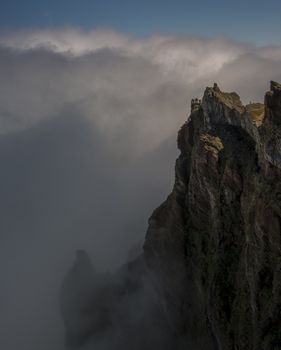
[0,28,280,350]
[1,28,281,139]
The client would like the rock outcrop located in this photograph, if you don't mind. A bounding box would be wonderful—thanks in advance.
[61,81,281,350]
[60,250,96,347]
[144,81,281,349]
[60,253,175,349]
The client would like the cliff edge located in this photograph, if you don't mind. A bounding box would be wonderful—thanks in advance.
[61,82,281,350]
[144,81,281,349]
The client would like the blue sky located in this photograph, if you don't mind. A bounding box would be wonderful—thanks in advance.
[1,0,280,45]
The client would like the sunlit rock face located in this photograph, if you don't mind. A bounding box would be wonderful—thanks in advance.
[61,81,281,350]
[144,81,281,350]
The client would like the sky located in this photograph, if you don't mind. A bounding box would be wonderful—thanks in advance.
[0,2,281,350]
[0,0,281,45]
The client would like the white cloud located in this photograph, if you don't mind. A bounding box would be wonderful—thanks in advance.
[0,28,280,153]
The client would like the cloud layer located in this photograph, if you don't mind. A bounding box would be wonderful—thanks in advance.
[0,28,280,350]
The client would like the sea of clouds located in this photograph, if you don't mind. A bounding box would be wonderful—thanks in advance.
[0,28,280,350]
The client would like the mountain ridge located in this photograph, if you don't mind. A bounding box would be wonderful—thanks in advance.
[61,81,281,350]
[144,80,281,349]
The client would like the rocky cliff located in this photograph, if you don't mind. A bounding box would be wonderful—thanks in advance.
[144,81,281,349]
[61,82,281,350]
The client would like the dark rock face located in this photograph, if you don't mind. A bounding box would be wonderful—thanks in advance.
[61,82,281,350]
[144,82,281,349]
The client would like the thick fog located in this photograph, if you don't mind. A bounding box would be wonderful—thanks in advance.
[0,28,281,350]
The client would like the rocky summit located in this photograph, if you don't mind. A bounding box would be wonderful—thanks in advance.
[61,81,281,350]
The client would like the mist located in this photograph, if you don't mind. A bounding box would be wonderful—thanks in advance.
[0,28,281,350]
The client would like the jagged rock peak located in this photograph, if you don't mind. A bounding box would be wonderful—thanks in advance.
[270,80,281,92]
[145,80,281,349]
[61,81,281,350]
[203,83,244,113]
